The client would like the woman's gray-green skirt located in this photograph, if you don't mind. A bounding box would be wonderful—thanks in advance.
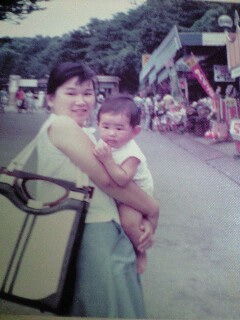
[69,221,146,318]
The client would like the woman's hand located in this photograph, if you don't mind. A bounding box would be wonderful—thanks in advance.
[137,218,154,252]
[147,210,159,232]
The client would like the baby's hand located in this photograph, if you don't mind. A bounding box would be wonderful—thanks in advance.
[94,140,113,163]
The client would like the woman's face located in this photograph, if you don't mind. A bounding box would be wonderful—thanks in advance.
[47,76,95,126]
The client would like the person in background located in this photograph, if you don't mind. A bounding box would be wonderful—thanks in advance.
[37,90,46,110]
[36,61,159,318]
[25,90,35,113]
[215,85,222,98]
[95,91,105,115]
[0,87,8,112]
[94,94,157,274]
[16,87,25,112]
[144,93,154,130]
[134,92,146,127]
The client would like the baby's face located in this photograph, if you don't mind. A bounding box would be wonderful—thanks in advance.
[98,112,135,148]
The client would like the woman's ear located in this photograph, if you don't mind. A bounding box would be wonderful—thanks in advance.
[133,125,141,137]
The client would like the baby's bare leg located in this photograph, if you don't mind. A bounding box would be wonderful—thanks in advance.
[118,203,147,273]
[118,204,143,246]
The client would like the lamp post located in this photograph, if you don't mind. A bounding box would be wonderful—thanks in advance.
[218,15,233,31]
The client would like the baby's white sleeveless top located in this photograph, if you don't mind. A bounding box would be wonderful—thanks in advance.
[36,114,120,224]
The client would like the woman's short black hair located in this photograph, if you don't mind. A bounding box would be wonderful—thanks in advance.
[47,62,96,95]
[97,93,141,127]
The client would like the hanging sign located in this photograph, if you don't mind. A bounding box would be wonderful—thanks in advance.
[185,54,216,99]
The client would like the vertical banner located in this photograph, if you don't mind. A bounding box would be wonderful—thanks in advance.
[226,12,240,78]
[185,53,216,99]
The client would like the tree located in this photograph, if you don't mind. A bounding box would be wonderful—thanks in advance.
[0,47,20,78]
[0,0,50,22]
[57,29,91,64]
[0,0,238,91]
[110,50,140,93]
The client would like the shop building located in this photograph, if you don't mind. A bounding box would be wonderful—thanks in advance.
[139,25,240,141]
[95,75,120,96]
[139,25,239,103]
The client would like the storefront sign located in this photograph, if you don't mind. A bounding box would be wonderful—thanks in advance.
[185,54,216,99]
[19,79,38,87]
[231,65,240,79]
[202,33,226,46]
[214,65,234,82]
[230,119,240,141]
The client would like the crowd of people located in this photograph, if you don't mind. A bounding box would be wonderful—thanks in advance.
[15,87,46,113]
[0,87,8,112]
[132,92,214,137]
[5,85,214,139]
[0,83,220,145]
[0,87,47,113]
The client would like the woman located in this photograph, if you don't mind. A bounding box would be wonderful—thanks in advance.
[36,61,159,318]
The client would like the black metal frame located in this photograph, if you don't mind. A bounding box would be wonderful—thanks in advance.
[0,167,93,315]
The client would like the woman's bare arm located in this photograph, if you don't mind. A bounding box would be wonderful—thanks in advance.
[49,117,159,228]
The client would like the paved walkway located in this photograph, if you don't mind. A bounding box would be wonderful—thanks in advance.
[163,131,240,186]
[139,129,240,320]
[1,113,240,320]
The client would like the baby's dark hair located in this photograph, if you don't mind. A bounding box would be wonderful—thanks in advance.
[97,94,141,127]
[47,61,96,95]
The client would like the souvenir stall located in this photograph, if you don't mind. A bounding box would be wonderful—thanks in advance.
[226,11,240,157]
[203,13,240,143]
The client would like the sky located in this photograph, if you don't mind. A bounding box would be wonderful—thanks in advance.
[0,0,146,38]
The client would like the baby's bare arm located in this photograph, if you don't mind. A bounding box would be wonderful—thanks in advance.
[94,141,140,186]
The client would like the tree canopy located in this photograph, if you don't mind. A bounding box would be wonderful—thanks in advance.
[0,0,49,22]
[0,0,239,92]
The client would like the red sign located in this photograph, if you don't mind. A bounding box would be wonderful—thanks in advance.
[185,54,216,99]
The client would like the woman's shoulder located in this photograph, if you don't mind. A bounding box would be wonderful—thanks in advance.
[51,114,76,126]
[50,115,79,134]
[48,114,80,146]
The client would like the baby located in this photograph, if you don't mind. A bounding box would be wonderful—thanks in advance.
[94,94,157,273]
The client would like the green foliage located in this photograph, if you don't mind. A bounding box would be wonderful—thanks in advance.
[0,1,239,91]
[0,47,21,78]
[0,0,49,22]
[57,29,90,64]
